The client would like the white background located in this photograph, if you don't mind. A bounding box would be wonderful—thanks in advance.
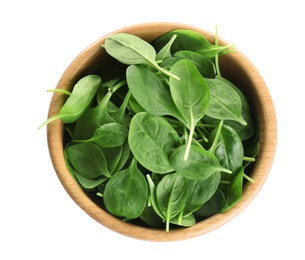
[1,0,304,259]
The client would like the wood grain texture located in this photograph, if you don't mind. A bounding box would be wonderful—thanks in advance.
[46,22,277,242]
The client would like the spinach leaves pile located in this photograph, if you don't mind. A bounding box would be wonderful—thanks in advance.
[41,29,259,232]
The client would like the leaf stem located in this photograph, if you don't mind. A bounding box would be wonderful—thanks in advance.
[184,118,195,160]
[47,89,71,96]
[157,65,180,81]
[243,173,255,183]
[38,113,62,130]
[243,156,256,162]
[208,120,224,154]
[215,25,221,77]
[196,126,209,143]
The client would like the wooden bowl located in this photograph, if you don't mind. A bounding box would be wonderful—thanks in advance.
[46,22,277,241]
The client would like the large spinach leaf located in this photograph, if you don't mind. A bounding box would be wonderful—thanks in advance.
[103,159,148,220]
[205,78,247,125]
[169,59,210,159]
[170,145,231,180]
[156,173,187,232]
[129,112,181,173]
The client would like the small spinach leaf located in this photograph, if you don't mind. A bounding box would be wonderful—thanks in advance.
[153,29,233,59]
[156,173,187,232]
[195,188,226,218]
[104,33,179,80]
[72,80,125,140]
[39,75,101,129]
[126,65,184,122]
[66,143,110,179]
[169,59,210,159]
[208,124,244,176]
[129,112,181,173]
[156,34,177,61]
[205,78,247,125]
[174,50,216,78]
[72,122,128,148]
[170,145,231,180]
[103,159,148,220]
[221,167,245,212]
[182,172,221,216]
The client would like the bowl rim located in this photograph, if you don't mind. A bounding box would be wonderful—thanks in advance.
[46,22,277,242]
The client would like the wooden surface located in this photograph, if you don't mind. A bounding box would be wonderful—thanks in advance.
[46,22,277,242]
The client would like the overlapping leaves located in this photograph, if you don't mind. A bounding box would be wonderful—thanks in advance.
[41,29,259,232]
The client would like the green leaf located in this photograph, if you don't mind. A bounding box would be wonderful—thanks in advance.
[221,167,245,212]
[170,145,231,180]
[66,143,110,179]
[126,65,183,122]
[173,50,216,78]
[72,80,125,140]
[153,29,233,59]
[39,75,101,129]
[72,122,128,148]
[156,34,177,61]
[182,172,221,216]
[129,112,181,173]
[74,172,109,190]
[216,76,255,140]
[103,159,148,219]
[195,188,226,218]
[208,124,244,176]
[205,78,247,125]
[104,33,179,80]
[156,173,187,232]
[100,141,130,175]
[170,213,196,227]
[169,59,210,159]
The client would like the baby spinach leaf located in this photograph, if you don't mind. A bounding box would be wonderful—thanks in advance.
[221,166,245,212]
[104,33,179,80]
[72,122,128,148]
[153,29,233,59]
[170,145,231,180]
[129,112,181,173]
[146,174,165,220]
[72,80,125,140]
[103,159,148,220]
[109,90,132,126]
[100,140,130,175]
[156,173,187,232]
[74,172,109,190]
[195,188,226,218]
[205,78,247,125]
[169,59,210,159]
[216,76,255,140]
[173,50,216,78]
[170,213,196,227]
[182,172,221,216]
[156,34,177,61]
[66,143,110,179]
[208,124,244,176]
[126,65,184,122]
[39,75,101,129]
[139,206,165,229]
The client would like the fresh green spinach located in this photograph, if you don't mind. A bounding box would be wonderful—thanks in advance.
[41,28,259,232]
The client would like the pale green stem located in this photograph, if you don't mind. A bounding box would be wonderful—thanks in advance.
[38,114,62,130]
[243,173,255,183]
[196,126,209,143]
[184,118,195,160]
[243,156,256,162]
[215,25,221,77]
[47,89,71,96]
[208,120,224,154]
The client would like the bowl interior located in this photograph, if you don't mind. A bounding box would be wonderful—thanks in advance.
[47,22,277,241]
